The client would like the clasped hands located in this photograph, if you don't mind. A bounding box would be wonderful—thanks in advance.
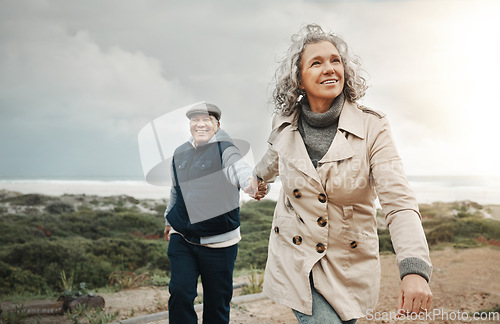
[243,175,268,201]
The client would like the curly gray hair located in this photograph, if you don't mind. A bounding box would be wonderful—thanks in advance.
[273,24,368,116]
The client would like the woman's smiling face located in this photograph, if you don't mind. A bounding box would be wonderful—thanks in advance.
[299,41,345,112]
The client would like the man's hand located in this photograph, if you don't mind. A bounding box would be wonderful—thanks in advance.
[243,175,268,201]
[164,225,172,241]
[398,274,432,316]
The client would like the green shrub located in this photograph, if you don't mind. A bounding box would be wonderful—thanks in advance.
[0,305,29,324]
[67,304,119,324]
[45,202,75,214]
[1,193,50,206]
[241,265,264,295]
[0,221,32,245]
[378,229,395,253]
[454,218,488,238]
[453,238,482,249]
[424,216,500,248]
[237,200,275,270]
[109,270,151,289]
[146,246,170,272]
[0,261,50,295]
[151,273,170,287]
[2,240,114,290]
[426,222,454,245]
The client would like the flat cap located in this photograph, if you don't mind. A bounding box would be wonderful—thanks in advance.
[186,102,221,120]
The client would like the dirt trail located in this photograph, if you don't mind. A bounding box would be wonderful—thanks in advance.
[4,246,500,323]
[112,247,500,324]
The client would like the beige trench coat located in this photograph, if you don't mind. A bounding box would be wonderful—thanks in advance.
[254,100,432,320]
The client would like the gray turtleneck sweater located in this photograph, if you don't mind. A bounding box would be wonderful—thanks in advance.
[298,93,345,168]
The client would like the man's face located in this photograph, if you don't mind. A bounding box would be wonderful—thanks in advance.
[189,113,218,146]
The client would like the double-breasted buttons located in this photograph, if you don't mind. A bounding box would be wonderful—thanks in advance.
[318,193,327,203]
[316,243,325,253]
[293,189,302,198]
[350,241,358,249]
[317,217,327,227]
[292,235,303,245]
[274,226,279,234]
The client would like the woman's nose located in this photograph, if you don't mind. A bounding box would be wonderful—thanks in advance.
[323,63,334,74]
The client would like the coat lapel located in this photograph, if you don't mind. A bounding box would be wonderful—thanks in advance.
[320,101,365,163]
[270,100,365,187]
[320,129,355,163]
[272,126,323,186]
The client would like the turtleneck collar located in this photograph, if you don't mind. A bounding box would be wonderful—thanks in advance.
[300,92,345,128]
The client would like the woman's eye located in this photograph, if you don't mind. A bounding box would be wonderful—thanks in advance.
[311,61,320,66]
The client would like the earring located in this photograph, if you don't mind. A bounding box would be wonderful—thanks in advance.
[297,90,306,103]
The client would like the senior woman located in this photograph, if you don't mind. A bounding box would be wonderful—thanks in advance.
[251,24,432,323]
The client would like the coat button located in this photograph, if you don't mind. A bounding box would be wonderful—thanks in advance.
[293,189,302,198]
[318,193,327,203]
[292,235,303,245]
[350,241,358,249]
[317,217,327,227]
[316,243,325,253]
[274,226,279,234]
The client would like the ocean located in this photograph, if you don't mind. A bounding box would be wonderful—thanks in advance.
[0,176,499,205]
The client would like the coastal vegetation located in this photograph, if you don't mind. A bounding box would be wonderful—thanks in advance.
[0,189,499,302]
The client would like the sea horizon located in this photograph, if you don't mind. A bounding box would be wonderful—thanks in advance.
[0,175,499,205]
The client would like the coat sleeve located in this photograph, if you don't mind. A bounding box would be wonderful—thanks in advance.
[369,116,432,282]
[254,144,279,182]
[254,114,284,182]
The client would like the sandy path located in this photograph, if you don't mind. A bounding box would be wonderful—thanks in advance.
[5,246,499,323]
[105,246,500,324]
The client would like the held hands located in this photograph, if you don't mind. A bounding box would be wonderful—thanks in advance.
[397,274,432,317]
[243,175,268,201]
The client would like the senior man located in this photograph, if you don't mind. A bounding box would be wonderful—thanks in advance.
[164,102,264,323]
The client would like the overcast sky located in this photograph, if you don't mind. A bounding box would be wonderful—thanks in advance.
[1,0,499,180]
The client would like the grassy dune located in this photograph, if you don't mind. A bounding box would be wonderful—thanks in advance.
[1,189,499,302]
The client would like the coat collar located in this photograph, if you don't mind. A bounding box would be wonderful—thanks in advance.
[338,100,365,140]
[270,119,322,187]
[269,99,366,187]
[271,99,365,140]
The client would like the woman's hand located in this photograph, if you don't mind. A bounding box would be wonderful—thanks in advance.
[244,175,268,201]
[397,274,432,316]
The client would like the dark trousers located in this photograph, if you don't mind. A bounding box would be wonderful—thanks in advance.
[167,233,238,324]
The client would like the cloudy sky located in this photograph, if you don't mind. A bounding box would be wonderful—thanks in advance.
[1,0,499,180]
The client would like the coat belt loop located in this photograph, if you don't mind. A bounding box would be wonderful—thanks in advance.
[342,205,354,220]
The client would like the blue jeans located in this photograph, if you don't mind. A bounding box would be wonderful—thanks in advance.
[167,233,238,324]
[293,276,357,324]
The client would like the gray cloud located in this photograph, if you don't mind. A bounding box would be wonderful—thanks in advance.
[1,0,499,179]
